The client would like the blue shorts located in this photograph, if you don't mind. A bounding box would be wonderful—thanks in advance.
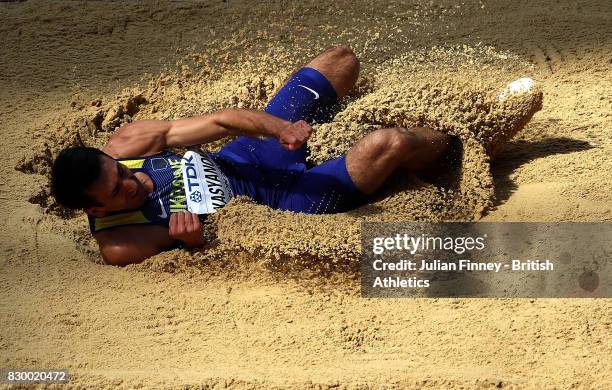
[212,67,368,214]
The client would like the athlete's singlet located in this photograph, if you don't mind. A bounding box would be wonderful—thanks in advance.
[88,151,185,233]
[88,151,234,234]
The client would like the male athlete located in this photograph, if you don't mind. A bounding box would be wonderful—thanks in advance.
[51,46,526,266]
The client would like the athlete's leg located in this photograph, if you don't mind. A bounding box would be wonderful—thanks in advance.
[262,44,359,126]
[219,45,359,169]
[345,127,453,195]
[277,127,452,214]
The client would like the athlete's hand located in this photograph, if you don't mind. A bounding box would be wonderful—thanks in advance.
[169,211,205,248]
[278,120,313,151]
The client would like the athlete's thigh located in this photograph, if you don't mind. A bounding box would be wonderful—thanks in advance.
[278,156,368,214]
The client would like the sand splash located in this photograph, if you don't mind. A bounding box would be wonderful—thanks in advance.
[16,45,542,270]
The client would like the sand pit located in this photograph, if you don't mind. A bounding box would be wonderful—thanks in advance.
[1,0,611,388]
[17,46,543,268]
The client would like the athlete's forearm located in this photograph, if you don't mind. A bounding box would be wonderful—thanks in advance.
[215,108,290,138]
[165,108,290,148]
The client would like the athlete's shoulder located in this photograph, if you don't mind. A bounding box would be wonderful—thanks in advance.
[114,150,176,161]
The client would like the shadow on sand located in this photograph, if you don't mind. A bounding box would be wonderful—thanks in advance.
[490,136,593,207]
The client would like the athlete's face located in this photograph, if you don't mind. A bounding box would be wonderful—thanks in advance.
[84,155,148,217]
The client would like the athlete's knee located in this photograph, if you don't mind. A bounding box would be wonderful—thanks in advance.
[331,45,358,61]
[326,45,360,75]
[365,127,416,161]
[338,45,359,73]
[308,45,360,97]
[383,127,420,156]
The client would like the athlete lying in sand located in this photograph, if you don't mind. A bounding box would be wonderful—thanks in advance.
[51,45,534,266]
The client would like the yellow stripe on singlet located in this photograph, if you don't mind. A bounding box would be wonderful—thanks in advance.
[94,211,149,232]
[121,159,145,169]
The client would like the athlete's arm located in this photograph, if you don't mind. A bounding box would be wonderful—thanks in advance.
[94,224,176,266]
[103,108,312,158]
[94,212,204,266]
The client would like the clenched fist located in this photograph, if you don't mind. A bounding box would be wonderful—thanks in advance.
[278,120,313,151]
[169,211,204,248]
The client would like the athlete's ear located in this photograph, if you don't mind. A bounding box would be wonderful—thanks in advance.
[84,206,106,218]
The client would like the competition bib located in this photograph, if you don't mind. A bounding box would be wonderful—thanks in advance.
[181,150,234,214]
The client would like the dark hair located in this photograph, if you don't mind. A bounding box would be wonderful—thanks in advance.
[51,147,108,209]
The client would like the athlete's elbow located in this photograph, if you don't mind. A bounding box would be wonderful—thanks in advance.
[211,109,241,136]
[215,108,239,124]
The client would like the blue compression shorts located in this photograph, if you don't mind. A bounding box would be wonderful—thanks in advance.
[212,67,368,214]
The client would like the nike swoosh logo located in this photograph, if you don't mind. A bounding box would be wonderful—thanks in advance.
[157,197,168,219]
[297,84,319,99]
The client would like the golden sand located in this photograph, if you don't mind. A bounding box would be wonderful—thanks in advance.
[2,0,610,388]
